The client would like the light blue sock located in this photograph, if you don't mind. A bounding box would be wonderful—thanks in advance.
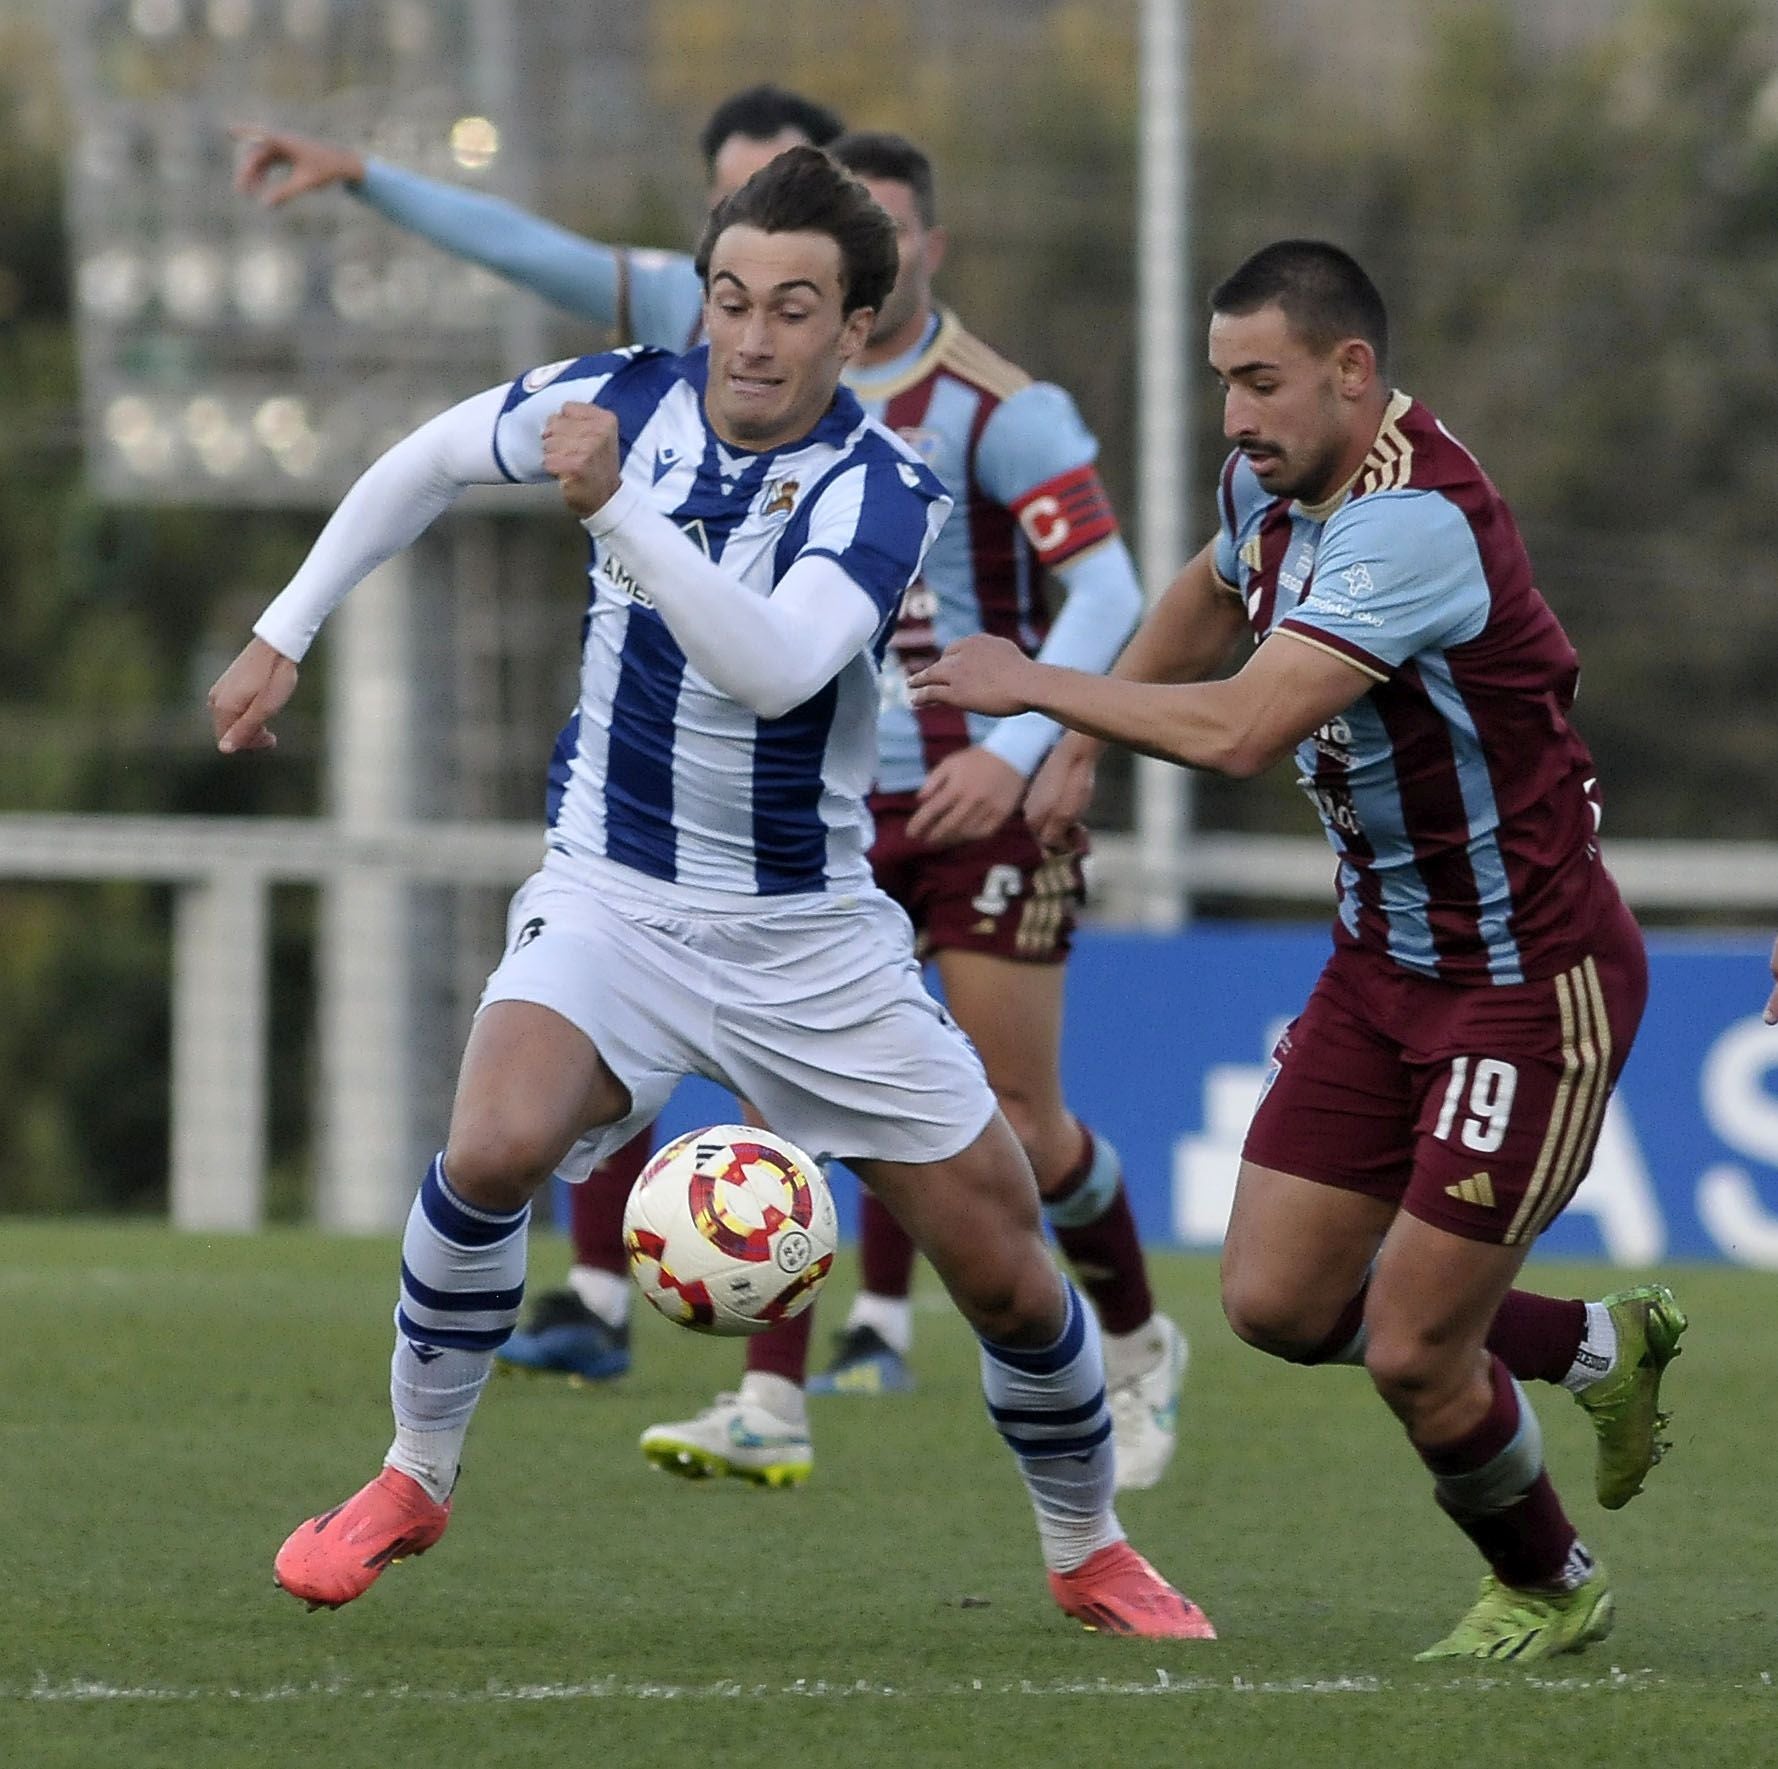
[385,1154,528,1503]
[980,1282,1123,1572]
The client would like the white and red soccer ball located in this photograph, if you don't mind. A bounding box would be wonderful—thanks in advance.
[622,1125,838,1336]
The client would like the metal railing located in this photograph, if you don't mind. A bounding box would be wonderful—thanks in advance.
[5,810,1775,1232]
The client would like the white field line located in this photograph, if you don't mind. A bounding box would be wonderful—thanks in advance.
[14,1667,1747,1704]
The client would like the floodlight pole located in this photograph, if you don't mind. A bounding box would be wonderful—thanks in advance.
[318,1,545,1232]
[1134,0,1193,926]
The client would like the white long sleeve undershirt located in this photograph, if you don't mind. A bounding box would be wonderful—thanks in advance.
[252,386,510,663]
[252,388,883,723]
[583,481,880,721]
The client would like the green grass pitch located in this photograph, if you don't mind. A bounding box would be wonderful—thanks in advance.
[2,1223,1772,1768]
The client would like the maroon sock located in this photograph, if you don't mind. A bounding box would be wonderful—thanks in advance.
[569,1124,655,1271]
[859,1191,918,1298]
[744,1302,815,1384]
[1287,1282,1584,1378]
[1418,1355,1579,1589]
[1046,1126,1154,1337]
[1486,1291,1587,1385]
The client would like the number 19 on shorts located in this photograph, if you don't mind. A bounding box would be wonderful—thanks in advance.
[1431,1057,1518,1154]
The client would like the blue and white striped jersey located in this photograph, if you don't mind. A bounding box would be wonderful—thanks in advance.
[350,172,1140,788]
[491,344,951,897]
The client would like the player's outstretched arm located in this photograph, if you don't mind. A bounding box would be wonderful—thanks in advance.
[1022,543,1248,843]
[909,541,1149,847]
[210,386,510,752]
[1764,934,1778,1024]
[232,123,684,335]
[912,622,1365,781]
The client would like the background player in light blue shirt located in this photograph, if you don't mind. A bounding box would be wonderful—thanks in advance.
[209,147,1211,1639]
[233,83,843,350]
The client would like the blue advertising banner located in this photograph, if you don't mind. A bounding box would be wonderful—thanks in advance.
[575,925,1778,1268]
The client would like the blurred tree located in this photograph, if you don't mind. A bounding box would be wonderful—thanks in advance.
[0,13,317,1213]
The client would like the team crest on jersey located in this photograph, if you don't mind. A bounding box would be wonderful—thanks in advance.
[1239,536,1263,573]
[521,358,575,393]
[760,476,800,519]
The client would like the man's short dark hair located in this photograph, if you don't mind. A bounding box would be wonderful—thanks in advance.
[694,145,898,316]
[697,85,845,171]
[1211,240,1389,373]
[829,130,938,228]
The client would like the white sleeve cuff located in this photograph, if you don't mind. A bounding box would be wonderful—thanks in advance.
[581,477,645,539]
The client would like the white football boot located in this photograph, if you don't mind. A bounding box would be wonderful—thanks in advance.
[1104,1313,1188,1492]
[639,1384,814,1488]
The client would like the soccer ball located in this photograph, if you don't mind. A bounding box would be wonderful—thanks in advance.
[622,1125,838,1336]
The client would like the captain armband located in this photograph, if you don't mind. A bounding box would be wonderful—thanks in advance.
[1009,464,1119,569]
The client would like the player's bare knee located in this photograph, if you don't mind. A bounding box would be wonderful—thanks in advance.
[441,1123,555,1212]
[951,1244,1062,1345]
[1220,1271,1322,1361]
[1362,1329,1462,1420]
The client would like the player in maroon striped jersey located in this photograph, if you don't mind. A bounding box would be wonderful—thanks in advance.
[912,240,1688,1661]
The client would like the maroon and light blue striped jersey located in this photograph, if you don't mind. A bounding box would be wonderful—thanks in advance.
[853,311,1127,792]
[1214,392,1625,985]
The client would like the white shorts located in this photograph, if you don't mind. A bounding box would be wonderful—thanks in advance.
[480,849,997,1171]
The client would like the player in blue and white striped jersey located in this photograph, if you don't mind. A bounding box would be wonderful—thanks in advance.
[210,147,1210,1639]
[491,343,943,897]
[236,115,1184,1497]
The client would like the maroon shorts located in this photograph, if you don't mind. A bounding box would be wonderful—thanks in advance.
[867,793,1086,965]
[1242,897,1648,1246]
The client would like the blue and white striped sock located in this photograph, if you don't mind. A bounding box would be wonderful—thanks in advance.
[385,1154,528,1504]
[980,1281,1124,1573]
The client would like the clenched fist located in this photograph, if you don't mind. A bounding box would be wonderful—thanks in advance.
[541,401,623,518]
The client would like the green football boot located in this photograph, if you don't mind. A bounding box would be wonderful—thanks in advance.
[1415,1569,1615,1663]
[1575,1283,1688,1509]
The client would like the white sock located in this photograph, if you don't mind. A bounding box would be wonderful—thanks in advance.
[738,1370,808,1428]
[1101,1315,1164,1386]
[568,1263,631,1327]
[979,1282,1123,1573]
[385,1155,528,1505]
[387,1423,463,1505]
[846,1291,913,1356]
[1561,1301,1618,1393]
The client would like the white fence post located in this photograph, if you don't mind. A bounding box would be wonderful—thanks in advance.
[316,556,419,1233]
[170,871,268,1230]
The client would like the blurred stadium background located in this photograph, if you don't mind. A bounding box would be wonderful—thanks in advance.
[1,0,1776,1246]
